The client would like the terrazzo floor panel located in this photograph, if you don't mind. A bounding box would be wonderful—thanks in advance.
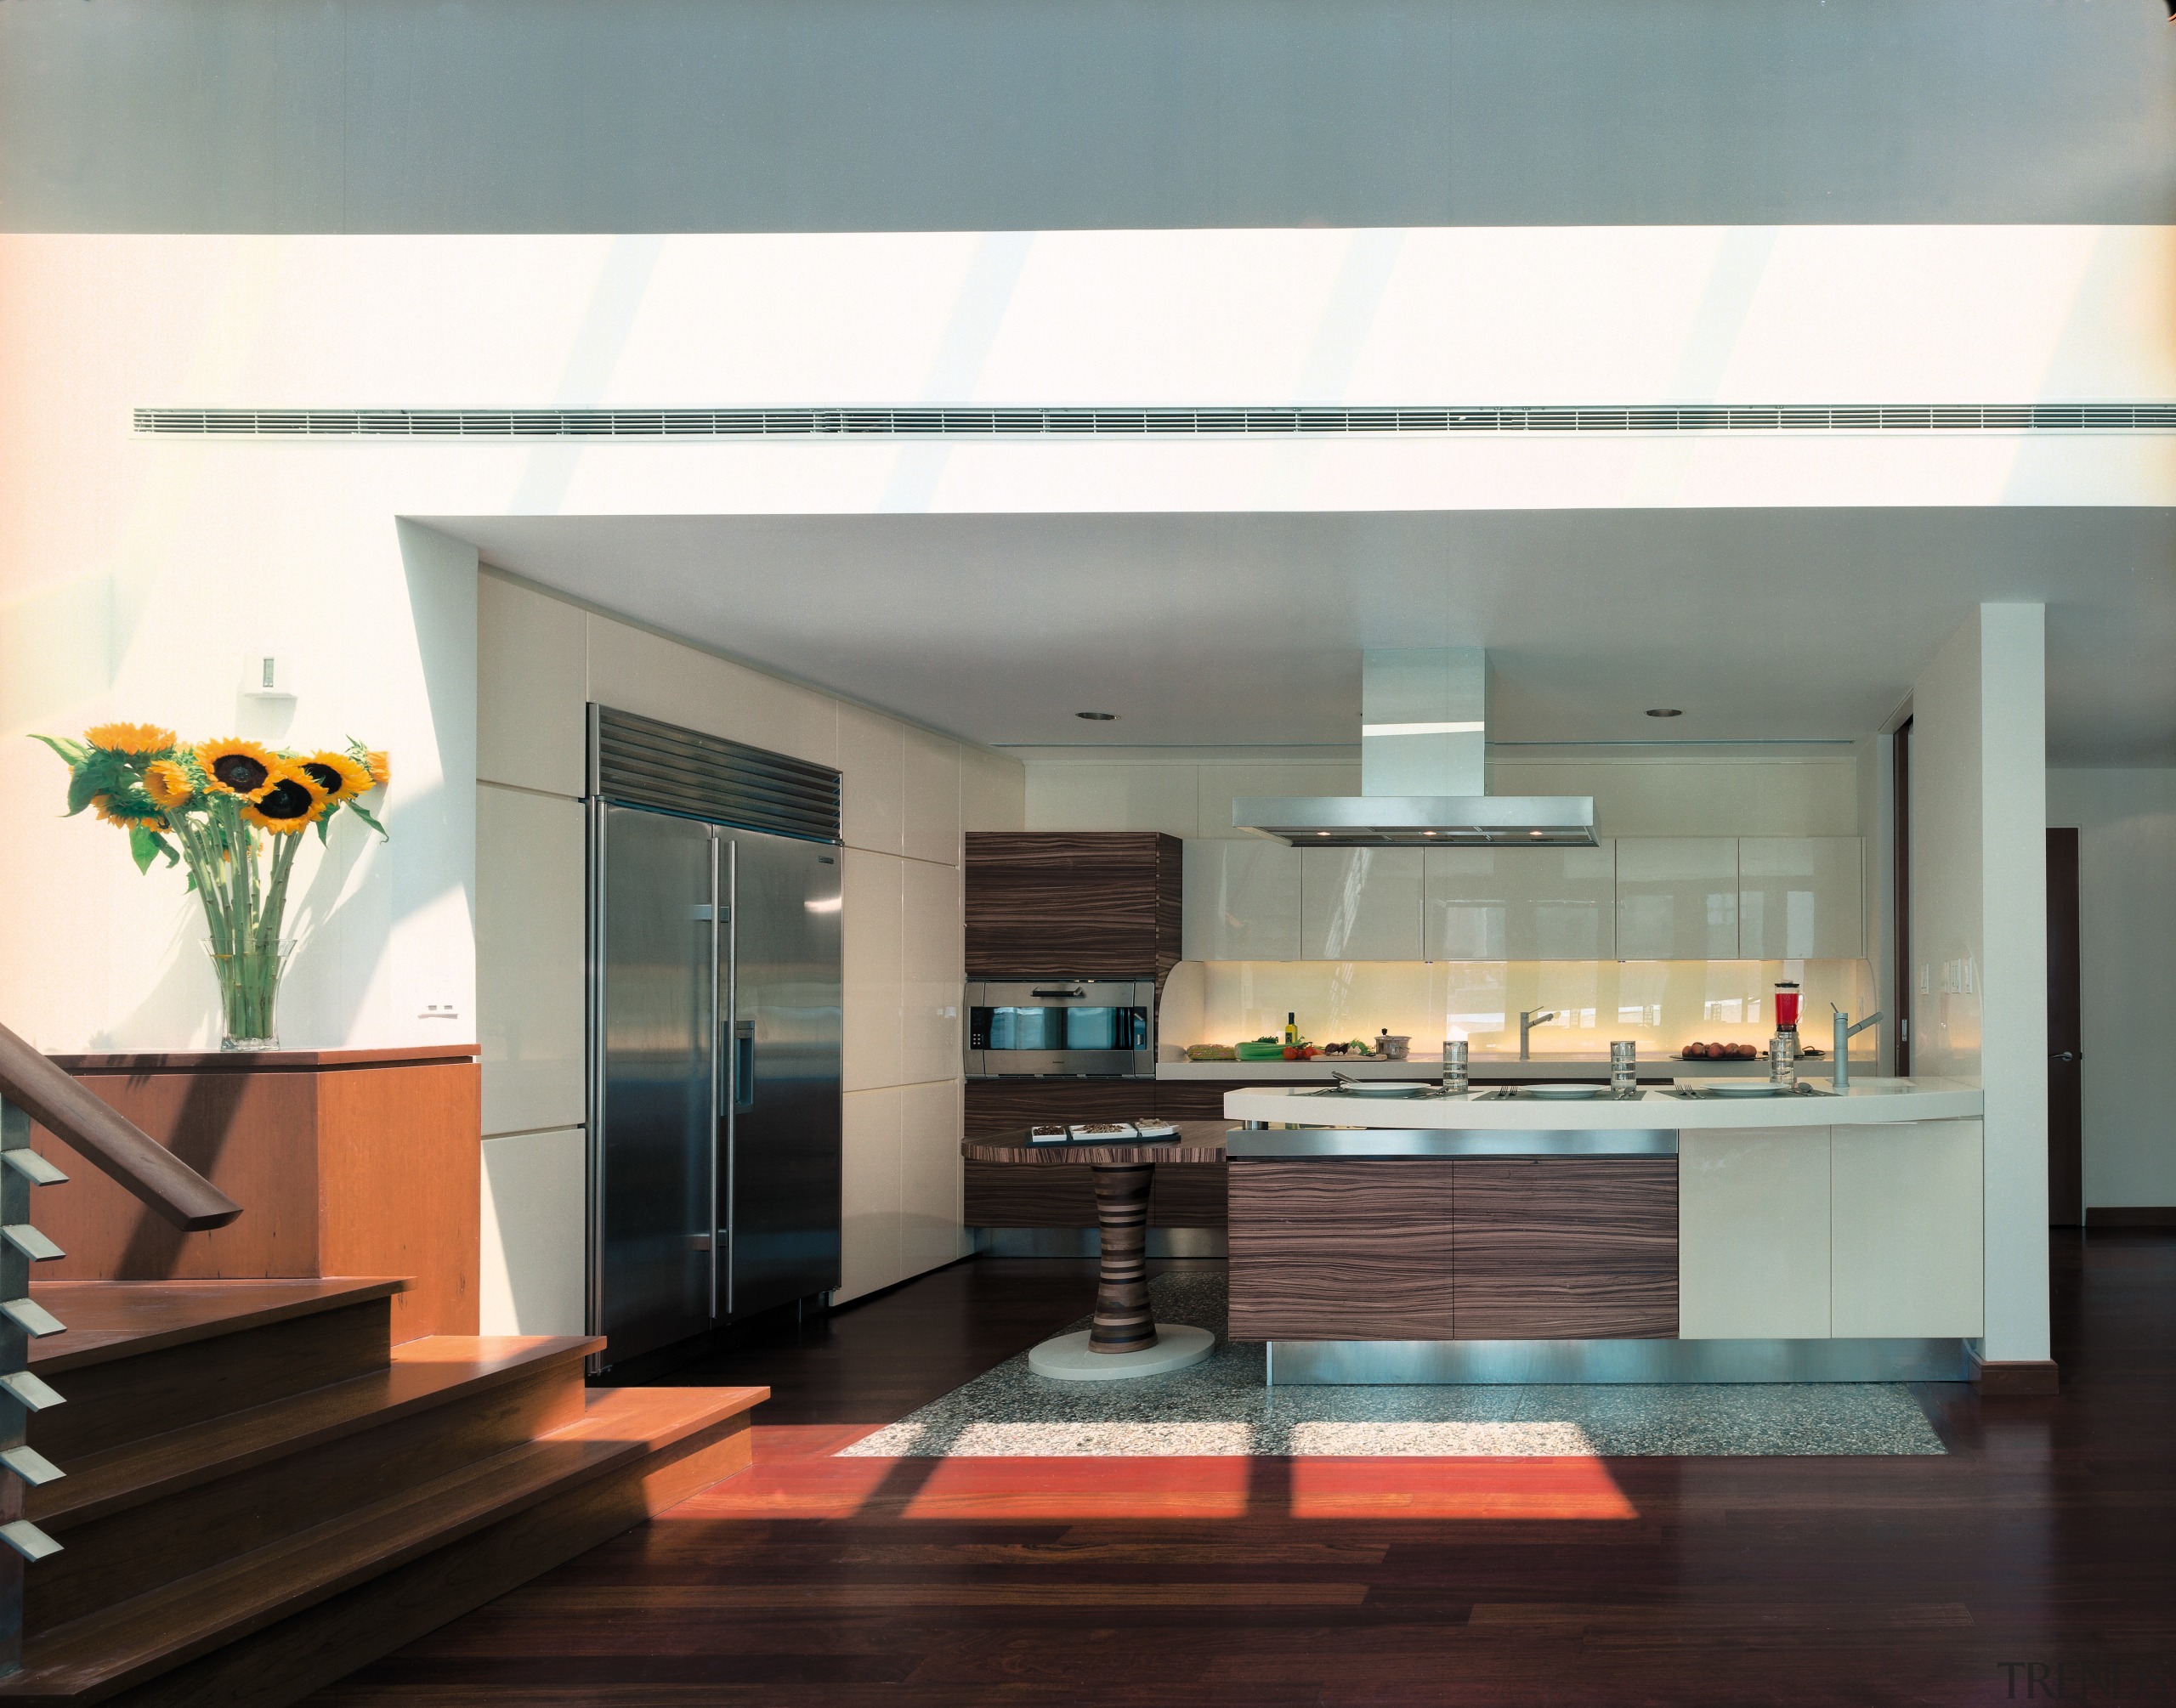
[842,1271,1947,1459]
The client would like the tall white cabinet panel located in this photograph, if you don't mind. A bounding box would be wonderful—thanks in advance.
[838,1087,904,1304]
[1677,1128,1832,1338]
[1739,837,1864,959]
[1831,1120,1984,1338]
[1615,838,1740,960]
[1182,840,1302,960]
[1423,843,1616,961]
[899,1080,965,1281]
[1300,848,1424,960]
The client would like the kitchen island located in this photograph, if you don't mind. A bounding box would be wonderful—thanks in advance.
[1222,1077,1986,1384]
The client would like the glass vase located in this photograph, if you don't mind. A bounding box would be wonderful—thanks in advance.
[206,939,295,1051]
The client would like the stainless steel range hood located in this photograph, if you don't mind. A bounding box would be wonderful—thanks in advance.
[1232,649,1596,848]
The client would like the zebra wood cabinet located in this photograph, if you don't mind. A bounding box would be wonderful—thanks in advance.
[964,833,1183,986]
[1227,1156,1677,1342]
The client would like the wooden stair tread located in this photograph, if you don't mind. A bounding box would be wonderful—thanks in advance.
[31,1335,603,1529]
[1,1384,767,1702]
[26,1280,407,1373]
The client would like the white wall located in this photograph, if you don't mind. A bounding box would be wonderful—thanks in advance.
[0,508,479,1054]
[1909,604,2048,1365]
[1024,748,1860,839]
[2047,767,2176,1211]
[474,570,1024,1332]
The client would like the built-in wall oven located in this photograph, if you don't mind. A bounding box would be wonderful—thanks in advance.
[964,979,1155,1078]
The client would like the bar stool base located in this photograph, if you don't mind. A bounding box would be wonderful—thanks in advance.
[1028,1325,1216,1382]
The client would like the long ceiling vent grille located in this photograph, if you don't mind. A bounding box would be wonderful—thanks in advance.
[133,403,2176,440]
[590,705,841,845]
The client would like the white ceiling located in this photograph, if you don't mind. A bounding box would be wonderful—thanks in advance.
[433,508,2176,766]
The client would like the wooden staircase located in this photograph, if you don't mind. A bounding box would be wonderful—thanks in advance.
[2,1278,765,1706]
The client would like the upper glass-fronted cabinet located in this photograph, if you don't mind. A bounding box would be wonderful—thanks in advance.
[1182,834,1862,963]
[1615,838,1741,960]
[1182,839,1302,959]
[1738,837,1864,959]
[1299,847,1424,959]
[1422,842,1616,960]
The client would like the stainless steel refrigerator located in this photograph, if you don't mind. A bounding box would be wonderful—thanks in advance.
[586,707,842,1370]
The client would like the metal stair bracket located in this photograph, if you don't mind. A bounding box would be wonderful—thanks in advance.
[0,1524,61,1564]
[0,1226,63,1264]
[0,1094,67,1676]
[0,1371,63,1412]
[0,1151,65,1188]
[0,1446,62,1487]
[0,1299,65,1338]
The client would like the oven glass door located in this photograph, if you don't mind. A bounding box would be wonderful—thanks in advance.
[978,1005,1142,1053]
[965,981,1153,1077]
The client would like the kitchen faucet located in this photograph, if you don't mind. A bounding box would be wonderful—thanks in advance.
[1518,1009,1557,1060]
[1831,1004,1884,1090]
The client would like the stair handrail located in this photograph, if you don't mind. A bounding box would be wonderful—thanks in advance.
[0,1022,241,1231]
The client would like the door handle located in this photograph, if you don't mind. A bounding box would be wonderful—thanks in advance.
[2050,1050,2081,1063]
[734,1020,756,1112]
[1030,987,1085,999]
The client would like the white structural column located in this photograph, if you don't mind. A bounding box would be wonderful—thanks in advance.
[1909,603,2048,1366]
[1975,605,2050,1364]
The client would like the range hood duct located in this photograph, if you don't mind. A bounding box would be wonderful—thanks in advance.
[1232,648,1596,848]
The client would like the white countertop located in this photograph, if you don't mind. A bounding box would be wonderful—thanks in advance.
[1221,1076,1980,1130]
[1162,1054,1788,1081]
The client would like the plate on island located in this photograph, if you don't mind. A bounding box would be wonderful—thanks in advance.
[1327,1081,1436,1098]
[1068,1122,1140,1140]
[1697,1082,1792,1099]
[1518,1083,1609,1100]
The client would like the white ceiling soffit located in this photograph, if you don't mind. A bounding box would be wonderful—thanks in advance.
[432,507,2176,766]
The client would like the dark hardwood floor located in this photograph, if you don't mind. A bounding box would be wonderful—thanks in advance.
[310,1232,2176,1705]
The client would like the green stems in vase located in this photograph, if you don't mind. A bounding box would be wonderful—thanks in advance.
[173,795,306,1048]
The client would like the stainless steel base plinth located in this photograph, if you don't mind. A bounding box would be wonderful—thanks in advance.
[1264,1338,1973,1386]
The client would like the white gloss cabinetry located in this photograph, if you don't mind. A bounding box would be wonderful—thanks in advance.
[1182,840,1302,960]
[1422,842,1616,961]
[1178,834,1862,962]
[1677,1128,1833,1338]
[1299,847,1424,959]
[1678,1122,1982,1340]
[1830,1121,1983,1337]
[1738,837,1865,959]
[1615,838,1741,960]
[1182,841,1428,963]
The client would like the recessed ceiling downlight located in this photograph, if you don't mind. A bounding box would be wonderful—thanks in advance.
[1075,711,1117,721]
[1646,708,1684,718]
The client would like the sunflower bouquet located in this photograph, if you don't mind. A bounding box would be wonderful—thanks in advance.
[34,722,389,1049]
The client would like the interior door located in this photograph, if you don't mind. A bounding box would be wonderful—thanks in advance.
[2048,826,2083,1226]
[726,829,842,1318]
[596,805,718,1364]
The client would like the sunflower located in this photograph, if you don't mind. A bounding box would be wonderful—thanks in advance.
[83,721,177,758]
[240,767,325,834]
[196,738,280,800]
[363,749,391,788]
[297,750,372,804]
[92,794,169,833]
[143,759,196,810]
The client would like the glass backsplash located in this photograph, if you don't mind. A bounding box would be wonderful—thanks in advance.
[1161,959,1880,1060]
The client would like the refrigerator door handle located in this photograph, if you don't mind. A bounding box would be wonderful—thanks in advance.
[709,829,723,1320]
[733,1020,756,1113]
